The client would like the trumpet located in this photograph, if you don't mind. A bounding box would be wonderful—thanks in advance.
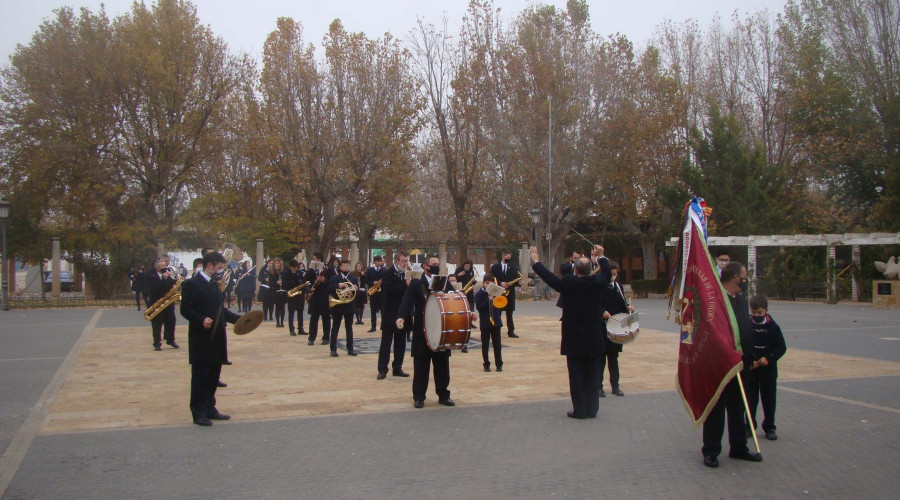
[329,280,357,308]
[367,282,381,296]
[287,281,310,298]
[493,271,523,309]
[144,273,184,321]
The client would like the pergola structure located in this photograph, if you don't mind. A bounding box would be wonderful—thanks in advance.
[667,232,900,302]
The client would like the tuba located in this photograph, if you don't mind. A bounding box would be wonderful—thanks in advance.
[217,243,244,292]
[144,271,184,321]
[329,280,357,308]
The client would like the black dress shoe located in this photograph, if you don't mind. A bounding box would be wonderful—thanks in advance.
[413,400,424,408]
[223,361,232,365]
[392,370,410,377]
[307,339,315,345]
[507,332,519,338]
[217,380,227,388]
[612,388,624,396]
[599,389,606,397]
[193,417,212,426]
[367,328,377,333]
[321,339,329,345]
[728,450,763,462]
[290,331,296,336]
[566,411,587,419]
[461,346,468,353]
[154,345,162,351]
[703,456,719,468]
[765,430,778,441]
[438,398,455,406]
[484,365,491,372]
[167,341,180,349]
[330,350,338,357]
[496,366,503,372]
[348,350,357,356]
[209,412,231,420]
[377,372,387,380]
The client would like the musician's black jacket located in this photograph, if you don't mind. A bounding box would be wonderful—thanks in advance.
[380,265,408,332]
[180,273,241,365]
[146,270,176,303]
[305,267,330,315]
[532,259,610,357]
[282,268,305,298]
[398,274,454,357]
[365,265,386,290]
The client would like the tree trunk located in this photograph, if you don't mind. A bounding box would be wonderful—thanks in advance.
[639,234,658,280]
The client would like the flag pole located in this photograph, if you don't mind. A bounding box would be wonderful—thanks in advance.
[736,371,762,454]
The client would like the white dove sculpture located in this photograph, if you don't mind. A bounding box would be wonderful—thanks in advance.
[875,256,900,280]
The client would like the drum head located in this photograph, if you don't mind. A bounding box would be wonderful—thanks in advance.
[424,294,444,350]
[234,310,263,335]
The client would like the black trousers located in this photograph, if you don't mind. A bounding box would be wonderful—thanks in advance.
[329,312,354,352]
[274,292,287,325]
[566,355,602,418]
[412,349,450,401]
[369,295,382,327]
[377,325,407,374]
[262,296,274,321]
[151,306,176,346]
[308,312,331,342]
[190,362,222,419]
[599,350,620,390]
[481,324,502,368]
[702,375,750,458]
[135,291,142,310]
[287,297,305,333]
[239,294,253,313]
[747,364,778,432]
[505,309,516,334]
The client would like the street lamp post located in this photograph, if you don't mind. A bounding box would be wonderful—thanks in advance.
[0,199,10,311]
[529,208,542,300]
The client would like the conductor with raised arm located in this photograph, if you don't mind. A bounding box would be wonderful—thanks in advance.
[529,244,610,419]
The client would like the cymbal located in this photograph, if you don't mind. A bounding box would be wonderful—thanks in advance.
[234,310,263,335]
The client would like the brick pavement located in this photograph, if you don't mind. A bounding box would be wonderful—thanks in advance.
[3,304,900,498]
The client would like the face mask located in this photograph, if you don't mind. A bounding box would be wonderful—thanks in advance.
[503,257,510,263]
[428,265,440,275]
[739,280,748,293]
[751,315,767,325]
[211,270,225,282]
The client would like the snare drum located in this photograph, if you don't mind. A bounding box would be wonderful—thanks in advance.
[606,312,640,344]
[424,291,472,351]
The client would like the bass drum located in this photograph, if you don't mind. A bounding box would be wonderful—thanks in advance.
[424,291,472,351]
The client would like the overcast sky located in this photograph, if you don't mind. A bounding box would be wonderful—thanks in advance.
[2,0,788,64]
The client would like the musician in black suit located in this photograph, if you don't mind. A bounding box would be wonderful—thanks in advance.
[556,250,581,308]
[529,245,610,419]
[490,250,520,338]
[376,251,411,379]
[179,251,241,426]
[234,261,255,313]
[474,273,503,371]
[305,252,332,345]
[599,262,634,397]
[270,258,287,327]
[146,259,179,351]
[257,262,273,321]
[365,255,387,332]
[328,259,359,357]
[283,259,307,336]
[129,265,145,311]
[397,255,460,408]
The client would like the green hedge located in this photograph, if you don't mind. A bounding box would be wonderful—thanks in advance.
[631,278,670,296]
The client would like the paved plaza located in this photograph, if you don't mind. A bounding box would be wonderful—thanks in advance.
[1,299,899,498]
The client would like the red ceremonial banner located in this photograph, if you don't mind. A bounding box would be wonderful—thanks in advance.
[675,211,743,426]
